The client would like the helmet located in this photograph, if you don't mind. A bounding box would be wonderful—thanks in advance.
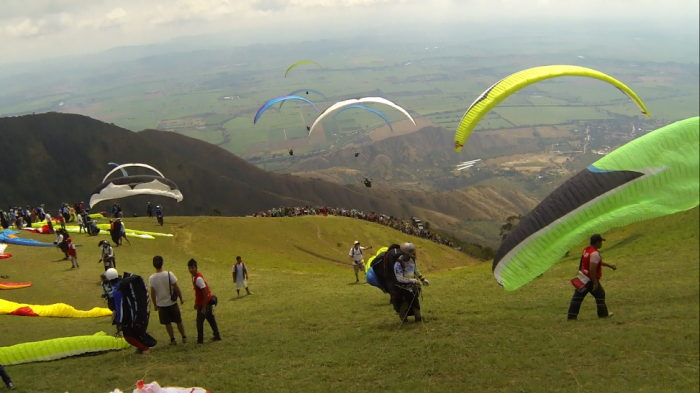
[400,242,416,258]
[103,268,118,281]
[98,240,109,247]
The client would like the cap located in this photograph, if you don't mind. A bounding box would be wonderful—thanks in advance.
[590,234,606,244]
[354,241,360,245]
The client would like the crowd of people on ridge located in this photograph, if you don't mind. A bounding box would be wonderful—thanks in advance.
[251,206,455,248]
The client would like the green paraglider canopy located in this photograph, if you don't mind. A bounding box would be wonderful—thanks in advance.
[493,117,699,291]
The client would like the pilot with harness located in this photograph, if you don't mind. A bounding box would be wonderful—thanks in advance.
[391,252,429,323]
[98,240,116,271]
[155,205,164,226]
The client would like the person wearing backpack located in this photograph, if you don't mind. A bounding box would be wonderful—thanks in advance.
[349,241,372,283]
[148,256,187,345]
[187,259,221,344]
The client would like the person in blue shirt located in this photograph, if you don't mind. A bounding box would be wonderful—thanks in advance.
[155,206,164,226]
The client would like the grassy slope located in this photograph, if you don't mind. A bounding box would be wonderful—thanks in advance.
[1,209,698,392]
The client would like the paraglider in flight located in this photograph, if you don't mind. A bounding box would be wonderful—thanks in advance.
[284,60,323,77]
[493,116,699,291]
[254,95,320,124]
[363,178,372,188]
[308,97,415,138]
[279,89,328,110]
[289,149,294,156]
[89,163,183,209]
[454,65,651,152]
[354,152,360,158]
[333,104,394,133]
[108,162,129,177]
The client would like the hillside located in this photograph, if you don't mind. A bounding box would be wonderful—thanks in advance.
[2,208,697,392]
[287,125,565,189]
[0,113,536,245]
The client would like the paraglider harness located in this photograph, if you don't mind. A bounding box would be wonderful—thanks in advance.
[115,272,156,347]
[363,178,372,188]
[56,229,69,256]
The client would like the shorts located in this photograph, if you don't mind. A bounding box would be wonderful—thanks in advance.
[157,303,182,325]
[353,263,364,273]
[235,279,247,291]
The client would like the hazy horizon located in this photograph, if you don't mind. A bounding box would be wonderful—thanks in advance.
[2,0,698,67]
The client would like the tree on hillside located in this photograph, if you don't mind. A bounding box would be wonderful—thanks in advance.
[499,214,523,242]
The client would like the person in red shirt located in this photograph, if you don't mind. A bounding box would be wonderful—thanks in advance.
[567,234,617,320]
[67,238,79,269]
[187,259,221,344]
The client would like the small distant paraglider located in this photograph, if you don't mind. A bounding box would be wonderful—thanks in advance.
[354,152,360,158]
[362,178,372,188]
[284,60,323,77]
[289,149,294,156]
[455,159,482,170]
[254,95,319,124]
[308,97,415,138]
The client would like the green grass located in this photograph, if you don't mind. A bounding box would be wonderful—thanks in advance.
[1,209,698,392]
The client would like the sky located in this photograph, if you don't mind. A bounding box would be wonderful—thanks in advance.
[1,0,698,65]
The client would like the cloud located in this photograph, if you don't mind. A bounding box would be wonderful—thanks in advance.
[4,19,46,38]
[0,0,697,64]
[77,7,128,29]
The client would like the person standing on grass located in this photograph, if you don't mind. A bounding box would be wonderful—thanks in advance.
[149,256,187,345]
[0,363,14,390]
[67,238,79,269]
[567,234,617,320]
[187,259,221,344]
[98,240,116,271]
[232,256,252,297]
[349,241,371,283]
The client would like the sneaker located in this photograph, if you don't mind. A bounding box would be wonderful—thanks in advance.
[604,312,614,318]
[211,336,222,342]
[170,338,177,346]
[7,383,15,390]
[182,336,188,344]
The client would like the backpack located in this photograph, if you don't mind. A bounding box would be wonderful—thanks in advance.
[118,273,151,334]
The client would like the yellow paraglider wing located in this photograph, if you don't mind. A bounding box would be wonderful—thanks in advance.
[454,65,651,152]
[366,247,389,273]
[0,299,112,318]
[285,60,323,77]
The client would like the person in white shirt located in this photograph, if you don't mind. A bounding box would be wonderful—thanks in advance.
[349,241,372,283]
[148,256,187,345]
[232,256,252,297]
